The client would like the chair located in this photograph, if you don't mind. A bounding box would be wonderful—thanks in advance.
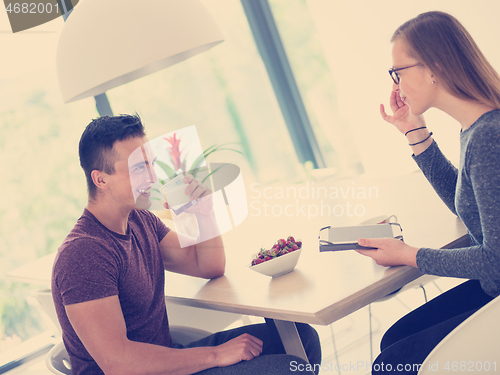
[166,301,252,333]
[45,326,213,375]
[46,342,72,375]
[366,225,471,362]
[368,275,441,363]
[34,289,243,373]
[31,289,62,339]
[417,294,500,375]
[32,289,246,340]
[33,289,216,374]
[170,325,213,346]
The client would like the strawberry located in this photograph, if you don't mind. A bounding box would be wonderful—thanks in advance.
[252,258,265,266]
[251,235,303,266]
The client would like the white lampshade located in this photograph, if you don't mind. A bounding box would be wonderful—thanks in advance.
[56,0,224,103]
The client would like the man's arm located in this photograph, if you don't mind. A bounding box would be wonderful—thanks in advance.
[160,175,225,279]
[65,295,262,375]
[159,212,225,279]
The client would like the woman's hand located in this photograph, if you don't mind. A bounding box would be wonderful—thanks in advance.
[380,90,426,135]
[355,237,419,267]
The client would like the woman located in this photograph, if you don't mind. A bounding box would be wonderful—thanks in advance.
[356,11,500,373]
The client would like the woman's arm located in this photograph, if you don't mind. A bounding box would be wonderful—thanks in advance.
[381,90,458,215]
[358,118,500,297]
[416,120,500,288]
[412,140,459,215]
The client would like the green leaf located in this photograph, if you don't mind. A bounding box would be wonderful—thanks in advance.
[156,160,176,179]
[201,165,224,183]
[189,153,206,177]
[189,143,243,173]
[206,147,243,157]
[203,144,218,154]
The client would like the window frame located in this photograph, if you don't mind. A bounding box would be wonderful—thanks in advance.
[240,0,326,169]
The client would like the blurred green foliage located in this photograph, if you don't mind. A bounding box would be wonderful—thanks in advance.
[0,73,93,351]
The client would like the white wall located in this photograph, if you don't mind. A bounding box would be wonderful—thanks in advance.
[308,0,500,176]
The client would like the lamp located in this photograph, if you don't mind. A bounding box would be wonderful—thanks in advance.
[56,0,224,104]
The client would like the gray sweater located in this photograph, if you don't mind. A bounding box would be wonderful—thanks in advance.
[414,109,500,297]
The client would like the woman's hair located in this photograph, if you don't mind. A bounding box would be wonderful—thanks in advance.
[392,11,500,109]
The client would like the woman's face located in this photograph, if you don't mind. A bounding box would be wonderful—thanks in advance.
[391,38,437,116]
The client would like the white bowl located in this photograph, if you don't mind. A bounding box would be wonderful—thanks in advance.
[249,249,302,277]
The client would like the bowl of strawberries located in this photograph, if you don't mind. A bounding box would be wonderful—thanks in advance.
[249,236,303,277]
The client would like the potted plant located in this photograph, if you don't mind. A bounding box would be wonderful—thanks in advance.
[151,132,242,220]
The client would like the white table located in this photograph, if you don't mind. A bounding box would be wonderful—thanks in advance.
[163,172,468,361]
[8,172,468,362]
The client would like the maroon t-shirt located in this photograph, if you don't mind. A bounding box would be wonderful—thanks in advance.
[52,208,172,375]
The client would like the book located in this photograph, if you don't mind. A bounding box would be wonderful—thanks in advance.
[319,223,403,252]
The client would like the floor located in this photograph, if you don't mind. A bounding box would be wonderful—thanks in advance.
[5,277,463,375]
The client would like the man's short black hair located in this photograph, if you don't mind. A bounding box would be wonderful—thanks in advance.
[79,114,146,199]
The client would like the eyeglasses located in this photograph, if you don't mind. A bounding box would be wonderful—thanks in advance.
[388,63,422,84]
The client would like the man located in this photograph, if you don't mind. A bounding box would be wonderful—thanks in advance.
[52,114,321,374]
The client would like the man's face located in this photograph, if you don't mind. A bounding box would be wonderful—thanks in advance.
[109,136,158,210]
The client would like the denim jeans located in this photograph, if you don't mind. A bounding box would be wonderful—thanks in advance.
[372,280,493,374]
[176,319,322,375]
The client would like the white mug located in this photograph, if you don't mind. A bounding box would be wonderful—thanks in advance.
[163,183,191,207]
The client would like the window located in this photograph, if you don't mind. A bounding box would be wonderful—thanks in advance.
[4,0,498,368]
[302,0,499,174]
[105,0,302,185]
[0,63,95,366]
[1,0,305,364]
[267,0,364,178]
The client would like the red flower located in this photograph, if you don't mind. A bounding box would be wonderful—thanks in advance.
[164,133,186,171]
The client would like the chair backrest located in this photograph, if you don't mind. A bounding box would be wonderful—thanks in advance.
[46,342,73,375]
[32,288,62,338]
[169,325,212,346]
[44,326,210,374]
[166,301,242,332]
[418,294,500,375]
[38,297,212,373]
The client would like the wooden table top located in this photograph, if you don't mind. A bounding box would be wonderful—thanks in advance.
[163,172,468,325]
[7,172,467,325]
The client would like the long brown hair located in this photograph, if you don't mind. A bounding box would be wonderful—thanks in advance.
[392,11,500,109]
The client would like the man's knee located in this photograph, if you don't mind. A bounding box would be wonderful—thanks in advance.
[296,323,320,343]
[295,324,321,364]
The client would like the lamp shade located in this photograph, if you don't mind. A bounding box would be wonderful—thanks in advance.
[56,0,224,103]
